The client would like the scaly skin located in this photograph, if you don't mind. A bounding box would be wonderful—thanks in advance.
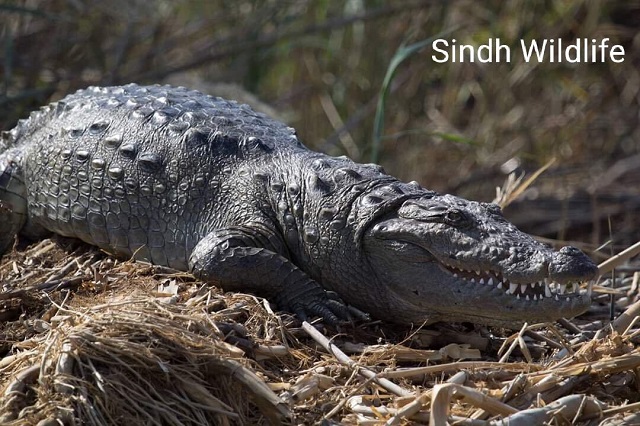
[0,84,598,326]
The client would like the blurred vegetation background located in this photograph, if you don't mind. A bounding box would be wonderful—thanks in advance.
[1,0,639,254]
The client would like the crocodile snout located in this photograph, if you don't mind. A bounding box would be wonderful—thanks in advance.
[548,246,598,283]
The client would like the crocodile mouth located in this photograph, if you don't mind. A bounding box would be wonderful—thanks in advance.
[441,264,588,302]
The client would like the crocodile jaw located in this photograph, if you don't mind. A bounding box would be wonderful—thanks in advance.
[361,194,597,327]
[363,241,592,326]
[432,262,592,326]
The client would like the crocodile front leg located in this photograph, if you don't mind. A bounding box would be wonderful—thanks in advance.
[189,225,349,323]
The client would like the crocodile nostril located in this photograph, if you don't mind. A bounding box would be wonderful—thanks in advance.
[559,246,581,256]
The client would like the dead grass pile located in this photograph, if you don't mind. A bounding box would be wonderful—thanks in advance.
[0,290,290,424]
[1,237,640,425]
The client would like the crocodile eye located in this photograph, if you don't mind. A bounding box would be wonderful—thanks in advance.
[445,209,465,225]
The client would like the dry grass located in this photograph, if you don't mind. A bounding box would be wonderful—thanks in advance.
[1,235,639,425]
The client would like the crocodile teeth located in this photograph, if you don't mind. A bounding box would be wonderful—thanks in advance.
[446,265,584,303]
[545,283,552,298]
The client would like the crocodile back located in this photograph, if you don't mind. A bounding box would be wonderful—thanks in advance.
[11,84,302,269]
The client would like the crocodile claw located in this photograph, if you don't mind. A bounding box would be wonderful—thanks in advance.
[276,290,352,326]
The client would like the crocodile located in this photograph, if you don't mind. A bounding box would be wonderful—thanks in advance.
[0,84,598,326]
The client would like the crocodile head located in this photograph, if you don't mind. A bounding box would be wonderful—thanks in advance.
[362,193,598,326]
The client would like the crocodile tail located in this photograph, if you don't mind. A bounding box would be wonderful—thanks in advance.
[0,146,27,255]
[2,99,59,153]
[1,118,31,152]
[1,129,14,152]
